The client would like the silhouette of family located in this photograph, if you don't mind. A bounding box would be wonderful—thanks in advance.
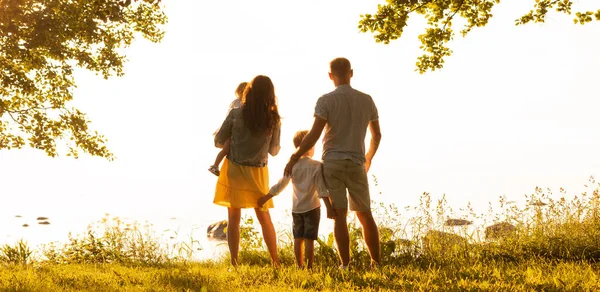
[211,57,382,269]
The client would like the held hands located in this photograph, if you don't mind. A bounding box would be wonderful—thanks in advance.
[257,194,274,208]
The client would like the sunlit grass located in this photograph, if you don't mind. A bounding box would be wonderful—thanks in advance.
[1,177,600,291]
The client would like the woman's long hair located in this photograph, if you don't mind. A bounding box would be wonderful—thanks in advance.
[242,75,280,134]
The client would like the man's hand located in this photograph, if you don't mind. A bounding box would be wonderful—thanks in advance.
[365,120,381,174]
[284,117,326,177]
[258,194,274,208]
[284,156,298,177]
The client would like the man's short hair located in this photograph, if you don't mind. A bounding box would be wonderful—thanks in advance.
[330,57,352,77]
[293,130,309,148]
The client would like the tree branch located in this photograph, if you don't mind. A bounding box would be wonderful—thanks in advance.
[5,110,23,128]
[5,106,64,114]
[442,0,466,31]
[409,0,434,13]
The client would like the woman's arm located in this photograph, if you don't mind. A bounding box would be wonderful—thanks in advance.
[268,122,281,156]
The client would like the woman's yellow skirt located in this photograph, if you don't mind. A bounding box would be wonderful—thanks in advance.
[214,158,274,210]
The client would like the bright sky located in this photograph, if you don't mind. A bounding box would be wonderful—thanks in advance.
[1,0,600,241]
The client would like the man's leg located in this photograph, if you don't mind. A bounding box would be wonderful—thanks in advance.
[323,160,350,267]
[356,210,380,265]
[347,161,380,265]
[333,208,350,267]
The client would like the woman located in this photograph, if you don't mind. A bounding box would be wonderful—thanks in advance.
[213,75,281,266]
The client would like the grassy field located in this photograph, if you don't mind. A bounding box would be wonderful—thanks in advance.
[2,260,599,291]
[2,181,600,291]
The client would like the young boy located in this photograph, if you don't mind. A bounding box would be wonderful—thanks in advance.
[258,130,334,269]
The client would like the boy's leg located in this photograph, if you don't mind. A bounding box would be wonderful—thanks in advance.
[292,212,305,268]
[294,239,304,268]
[305,239,315,270]
[302,207,321,270]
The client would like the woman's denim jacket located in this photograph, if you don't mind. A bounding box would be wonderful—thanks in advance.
[214,108,281,167]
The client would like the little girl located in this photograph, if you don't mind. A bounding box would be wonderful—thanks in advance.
[209,81,248,176]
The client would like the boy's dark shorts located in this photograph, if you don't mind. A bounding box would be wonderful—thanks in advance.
[292,207,321,240]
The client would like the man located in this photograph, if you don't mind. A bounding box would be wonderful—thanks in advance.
[284,57,382,268]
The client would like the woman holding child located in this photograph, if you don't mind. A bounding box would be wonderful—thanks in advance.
[213,75,281,267]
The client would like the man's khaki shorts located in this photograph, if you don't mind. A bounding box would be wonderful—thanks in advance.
[322,159,371,212]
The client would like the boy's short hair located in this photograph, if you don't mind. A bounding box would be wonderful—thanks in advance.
[330,57,351,77]
[293,130,309,148]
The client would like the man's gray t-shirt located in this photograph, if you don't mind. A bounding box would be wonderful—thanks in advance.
[314,84,378,164]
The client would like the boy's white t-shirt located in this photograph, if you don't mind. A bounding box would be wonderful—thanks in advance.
[269,157,329,213]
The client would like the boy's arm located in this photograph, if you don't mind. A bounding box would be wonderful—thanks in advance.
[322,197,335,219]
[315,165,335,219]
[258,176,291,207]
[314,166,329,199]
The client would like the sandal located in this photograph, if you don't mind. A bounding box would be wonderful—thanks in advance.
[208,165,220,176]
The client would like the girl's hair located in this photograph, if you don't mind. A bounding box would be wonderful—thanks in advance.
[235,82,248,99]
[242,75,280,134]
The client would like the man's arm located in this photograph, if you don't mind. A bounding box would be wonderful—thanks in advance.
[283,117,327,176]
[365,120,382,173]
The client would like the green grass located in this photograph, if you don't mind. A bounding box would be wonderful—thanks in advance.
[1,260,599,291]
[2,179,600,291]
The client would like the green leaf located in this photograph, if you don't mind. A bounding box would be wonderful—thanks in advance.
[0,0,167,159]
[358,0,597,73]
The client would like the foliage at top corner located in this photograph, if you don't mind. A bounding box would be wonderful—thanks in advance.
[0,0,167,159]
[358,0,600,73]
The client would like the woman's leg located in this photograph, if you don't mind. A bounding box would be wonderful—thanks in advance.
[227,207,241,266]
[254,208,280,266]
